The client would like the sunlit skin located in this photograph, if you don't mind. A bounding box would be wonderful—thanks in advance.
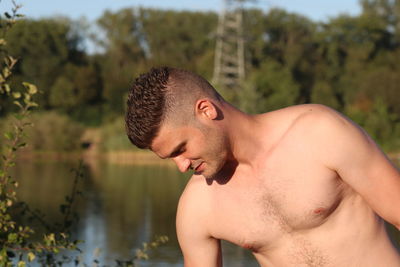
[151,122,229,179]
[151,99,400,267]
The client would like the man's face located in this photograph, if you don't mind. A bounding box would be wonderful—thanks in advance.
[151,122,229,179]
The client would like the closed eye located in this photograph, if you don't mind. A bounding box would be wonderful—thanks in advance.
[168,142,186,158]
[170,149,183,158]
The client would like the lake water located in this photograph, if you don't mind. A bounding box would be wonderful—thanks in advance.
[12,158,400,266]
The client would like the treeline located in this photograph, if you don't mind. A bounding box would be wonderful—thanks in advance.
[1,0,400,150]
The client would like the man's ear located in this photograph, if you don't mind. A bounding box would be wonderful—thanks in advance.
[195,99,218,120]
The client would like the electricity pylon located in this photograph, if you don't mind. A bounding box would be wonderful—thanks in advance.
[213,0,246,90]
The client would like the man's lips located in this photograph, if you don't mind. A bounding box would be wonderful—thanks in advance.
[193,162,204,172]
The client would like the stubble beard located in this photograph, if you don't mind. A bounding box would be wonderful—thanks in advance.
[194,121,230,179]
[199,156,225,179]
[199,134,229,180]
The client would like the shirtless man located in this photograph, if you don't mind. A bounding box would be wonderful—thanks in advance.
[125,67,400,267]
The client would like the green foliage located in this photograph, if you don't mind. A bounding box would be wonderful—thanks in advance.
[247,60,300,112]
[49,63,103,111]
[100,116,135,151]
[0,3,82,265]
[27,112,84,151]
[5,19,71,108]
[347,98,400,151]
[2,16,103,124]
[140,9,217,74]
[1,111,85,152]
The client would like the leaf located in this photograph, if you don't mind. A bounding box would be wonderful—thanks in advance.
[47,233,55,244]
[17,143,26,148]
[24,93,31,102]
[2,67,10,78]
[22,82,38,95]
[29,85,38,95]
[7,233,18,242]
[3,84,10,93]
[12,92,21,99]
[28,102,38,108]
[27,252,35,262]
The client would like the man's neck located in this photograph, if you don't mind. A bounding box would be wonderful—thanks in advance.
[221,104,271,168]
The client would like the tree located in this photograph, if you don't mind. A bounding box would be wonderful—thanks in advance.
[360,0,400,44]
[95,8,147,116]
[259,8,317,103]
[248,60,300,112]
[6,18,85,109]
[139,8,217,77]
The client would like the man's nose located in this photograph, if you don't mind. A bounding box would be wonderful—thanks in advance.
[173,156,191,173]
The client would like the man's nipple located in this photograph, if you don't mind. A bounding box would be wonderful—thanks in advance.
[313,207,325,214]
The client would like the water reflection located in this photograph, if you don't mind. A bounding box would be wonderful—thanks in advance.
[12,160,257,266]
[12,159,400,266]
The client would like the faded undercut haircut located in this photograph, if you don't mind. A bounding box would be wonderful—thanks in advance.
[125,67,222,149]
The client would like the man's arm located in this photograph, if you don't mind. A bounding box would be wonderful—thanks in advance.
[309,105,400,229]
[176,178,222,267]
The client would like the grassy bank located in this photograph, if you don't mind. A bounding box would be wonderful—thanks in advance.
[15,149,173,166]
[103,150,173,165]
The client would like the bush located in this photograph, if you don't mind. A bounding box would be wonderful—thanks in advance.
[1,111,85,152]
[30,112,85,151]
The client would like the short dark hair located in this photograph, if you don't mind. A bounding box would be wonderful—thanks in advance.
[125,67,221,149]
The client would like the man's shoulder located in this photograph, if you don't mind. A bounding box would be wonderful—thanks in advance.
[176,175,213,236]
[177,174,212,218]
[261,104,344,140]
[277,104,365,160]
[291,104,351,133]
[272,104,340,121]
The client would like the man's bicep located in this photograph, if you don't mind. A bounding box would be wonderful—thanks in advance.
[176,186,222,267]
[318,108,400,227]
[338,144,400,228]
[177,225,222,267]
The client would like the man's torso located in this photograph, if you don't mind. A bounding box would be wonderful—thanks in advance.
[183,105,400,267]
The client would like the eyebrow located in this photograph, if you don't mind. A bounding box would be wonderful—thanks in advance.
[164,142,186,159]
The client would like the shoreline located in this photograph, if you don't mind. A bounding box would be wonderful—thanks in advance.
[102,150,174,165]
[15,150,400,166]
[15,149,174,166]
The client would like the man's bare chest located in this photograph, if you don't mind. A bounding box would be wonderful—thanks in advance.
[209,157,345,252]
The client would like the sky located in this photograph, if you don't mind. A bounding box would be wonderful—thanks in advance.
[2,0,362,22]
